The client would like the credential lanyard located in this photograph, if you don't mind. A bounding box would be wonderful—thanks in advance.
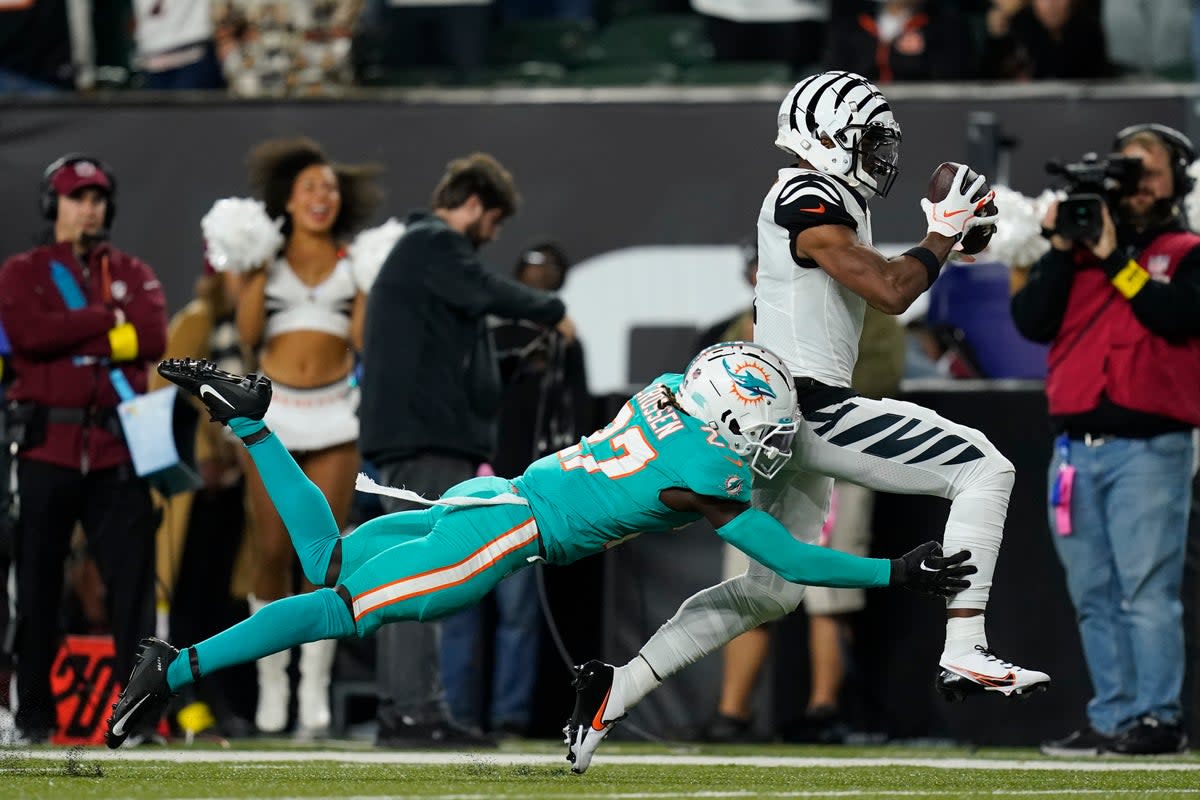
[1050,433,1075,536]
[49,260,134,402]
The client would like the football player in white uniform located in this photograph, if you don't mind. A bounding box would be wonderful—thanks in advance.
[565,71,1050,774]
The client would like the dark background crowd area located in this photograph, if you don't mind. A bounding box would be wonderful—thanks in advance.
[1,0,1195,94]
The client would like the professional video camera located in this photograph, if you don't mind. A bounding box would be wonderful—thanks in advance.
[1045,153,1143,241]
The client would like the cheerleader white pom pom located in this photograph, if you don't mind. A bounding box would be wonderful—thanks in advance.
[201,198,284,273]
[348,218,406,292]
[983,185,1053,269]
[1185,160,1200,232]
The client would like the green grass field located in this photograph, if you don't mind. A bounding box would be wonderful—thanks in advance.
[2,741,1198,799]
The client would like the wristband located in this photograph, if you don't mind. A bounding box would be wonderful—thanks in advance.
[904,246,943,289]
[107,322,139,362]
[1111,259,1150,299]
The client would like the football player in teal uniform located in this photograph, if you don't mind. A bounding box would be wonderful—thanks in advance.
[105,342,972,748]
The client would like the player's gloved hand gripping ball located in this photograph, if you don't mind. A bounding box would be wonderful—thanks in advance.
[923,162,1000,255]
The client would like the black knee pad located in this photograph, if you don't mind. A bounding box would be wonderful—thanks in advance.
[335,584,353,617]
[324,539,343,587]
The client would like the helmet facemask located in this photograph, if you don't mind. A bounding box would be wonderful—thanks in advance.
[738,418,798,479]
[846,123,901,197]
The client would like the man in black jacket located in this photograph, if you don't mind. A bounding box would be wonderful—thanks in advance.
[1012,124,1200,757]
[359,152,572,747]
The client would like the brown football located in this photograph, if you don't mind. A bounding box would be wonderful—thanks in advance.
[927,161,997,256]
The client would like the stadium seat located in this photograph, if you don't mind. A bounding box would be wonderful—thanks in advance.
[356,67,459,87]
[601,0,686,20]
[679,62,791,85]
[477,61,570,87]
[627,324,699,384]
[490,19,597,67]
[93,0,134,88]
[926,262,1048,379]
[563,62,679,86]
[586,15,714,67]
[1154,63,1195,81]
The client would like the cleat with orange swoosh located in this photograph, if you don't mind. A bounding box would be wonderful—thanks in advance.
[936,645,1050,702]
[564,660,626,774]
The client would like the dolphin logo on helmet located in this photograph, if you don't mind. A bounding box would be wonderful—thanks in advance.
[679,342,798,479]
[723,358,777,404]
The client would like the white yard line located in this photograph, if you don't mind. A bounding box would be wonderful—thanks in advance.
[7,749,1200,772]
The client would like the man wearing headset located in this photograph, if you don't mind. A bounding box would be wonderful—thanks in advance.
[0,154,166,743]
[1013,124,1200,757]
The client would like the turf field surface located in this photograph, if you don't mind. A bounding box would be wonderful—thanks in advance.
[3,742,1198,799]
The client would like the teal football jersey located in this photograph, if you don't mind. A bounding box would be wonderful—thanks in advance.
[513,374,754,566]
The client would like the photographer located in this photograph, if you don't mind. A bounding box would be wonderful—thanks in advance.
[0,155,167,743]
[1012,124,1200,757]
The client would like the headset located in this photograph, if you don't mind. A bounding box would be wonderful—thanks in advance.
[40,153,118,229]
[1113,123,1196,197]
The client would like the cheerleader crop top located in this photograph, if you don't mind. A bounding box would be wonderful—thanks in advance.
[263,256,356,340]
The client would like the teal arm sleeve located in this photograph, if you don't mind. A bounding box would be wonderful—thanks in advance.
[715,508,892,589]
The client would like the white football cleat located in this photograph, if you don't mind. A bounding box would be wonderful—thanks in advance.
[564,660,626,775]
[937,645,1050,701]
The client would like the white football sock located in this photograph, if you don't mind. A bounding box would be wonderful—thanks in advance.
[942,614,988,660]
[613,655,661,712]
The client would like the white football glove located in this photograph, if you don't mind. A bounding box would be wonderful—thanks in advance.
[921,165,999,240]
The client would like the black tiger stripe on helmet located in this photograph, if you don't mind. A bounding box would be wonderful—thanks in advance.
[776,71,902,198]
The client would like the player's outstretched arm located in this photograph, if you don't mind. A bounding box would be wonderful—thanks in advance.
[659,488,974,597]
[798,224,957,315]
[799,165,997,315]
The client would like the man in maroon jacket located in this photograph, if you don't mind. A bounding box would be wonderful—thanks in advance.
[0,154,167,743]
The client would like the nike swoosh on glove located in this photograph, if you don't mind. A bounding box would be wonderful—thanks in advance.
[922,164,999,240]
[890,540,976,598]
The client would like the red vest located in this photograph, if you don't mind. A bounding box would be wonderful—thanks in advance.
[1046,231,1200,427]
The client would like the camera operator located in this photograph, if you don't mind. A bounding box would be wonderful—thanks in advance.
[1012,124,1200,757]
[0,155,167,743]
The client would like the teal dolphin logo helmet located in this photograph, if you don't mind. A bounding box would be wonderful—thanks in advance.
[679,341,798,479]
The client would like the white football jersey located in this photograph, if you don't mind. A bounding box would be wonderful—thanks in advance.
[754,167,873,387]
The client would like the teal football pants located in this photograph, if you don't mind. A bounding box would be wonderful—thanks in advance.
[166,430,541,691]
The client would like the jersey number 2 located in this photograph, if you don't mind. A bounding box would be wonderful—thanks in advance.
[559,403,657,479]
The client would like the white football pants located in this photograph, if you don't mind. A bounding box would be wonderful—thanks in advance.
[638,389,1014,679]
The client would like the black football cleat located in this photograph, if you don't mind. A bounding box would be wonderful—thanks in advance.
[105,637,179,749]
[564,660,625,775]
[157,358,272,424]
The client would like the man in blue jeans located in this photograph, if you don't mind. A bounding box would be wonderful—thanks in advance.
[1013,123,1200,755]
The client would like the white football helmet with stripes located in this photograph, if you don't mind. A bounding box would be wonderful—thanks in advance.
[678,342,797,479]
[776,71,902,197]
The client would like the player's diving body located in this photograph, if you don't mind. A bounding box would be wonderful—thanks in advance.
[565,71,1050,774]
[104,343,973,749]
